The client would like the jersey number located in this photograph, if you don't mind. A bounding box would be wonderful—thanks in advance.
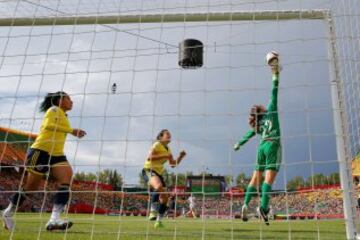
[262,120,273,138]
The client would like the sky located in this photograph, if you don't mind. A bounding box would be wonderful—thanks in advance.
[0,0,359,189]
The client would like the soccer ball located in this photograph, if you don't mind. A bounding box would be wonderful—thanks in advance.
[266,51,279,66]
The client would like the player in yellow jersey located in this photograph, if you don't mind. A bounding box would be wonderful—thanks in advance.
[2,91,86,231]
[142,129,186,228]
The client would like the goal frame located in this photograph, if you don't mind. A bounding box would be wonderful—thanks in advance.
[0,9,356,239]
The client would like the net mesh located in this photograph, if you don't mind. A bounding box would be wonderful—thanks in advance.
[0,0,359,239]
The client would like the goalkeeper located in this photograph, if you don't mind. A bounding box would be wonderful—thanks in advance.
[234,51,282,225]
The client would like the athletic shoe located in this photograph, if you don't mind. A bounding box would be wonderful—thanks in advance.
[241,205,249,222]
[148,211,157,221]
[2,212,14,230]
[46,219,73,231]
[257,207,270,226]
[154,221,164,229]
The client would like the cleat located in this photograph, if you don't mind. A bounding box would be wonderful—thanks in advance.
[46,219,73,231]
[2,212,14,230]
[154,221,164,229]
[148,211,157,221]
[257,207,270,226]
[241,205,249,222]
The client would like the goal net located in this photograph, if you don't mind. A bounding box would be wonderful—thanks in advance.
[0,0,359,239]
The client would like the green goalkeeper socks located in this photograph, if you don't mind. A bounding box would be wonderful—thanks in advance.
[261,182,272,212]
[244,185,257,206]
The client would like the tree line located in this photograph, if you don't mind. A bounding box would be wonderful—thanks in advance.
[235,172,340,191]
[74,169,340,191]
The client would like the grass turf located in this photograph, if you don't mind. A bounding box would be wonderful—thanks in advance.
[0,213,346,240]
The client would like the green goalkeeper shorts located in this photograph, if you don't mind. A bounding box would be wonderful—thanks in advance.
[256,140,281,172]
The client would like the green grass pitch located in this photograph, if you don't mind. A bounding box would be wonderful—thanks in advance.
[0,213,346,240]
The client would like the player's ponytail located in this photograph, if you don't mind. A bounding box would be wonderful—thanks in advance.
[248,105,266,133]
[156,129,169,140]
[39,91,68,112]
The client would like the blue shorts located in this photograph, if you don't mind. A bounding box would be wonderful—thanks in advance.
[26,148,68,175]
[141,168,166,187]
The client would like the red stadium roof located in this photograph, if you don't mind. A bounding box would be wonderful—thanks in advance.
[0,127,37,166]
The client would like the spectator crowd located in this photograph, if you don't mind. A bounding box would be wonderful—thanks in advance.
[0,169,346,219]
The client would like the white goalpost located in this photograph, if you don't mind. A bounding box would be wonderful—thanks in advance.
[0,1,359,240]
[326,12,358,240]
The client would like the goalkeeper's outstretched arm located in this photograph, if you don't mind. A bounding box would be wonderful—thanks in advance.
[266,73,279,113]
[234,129,256,151]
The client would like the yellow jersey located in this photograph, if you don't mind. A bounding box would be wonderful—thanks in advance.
[352,155,360,177]
[31,106,73,156]
[144,141,171,175]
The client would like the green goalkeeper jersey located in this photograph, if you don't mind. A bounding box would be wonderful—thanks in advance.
[237,75,281,146]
